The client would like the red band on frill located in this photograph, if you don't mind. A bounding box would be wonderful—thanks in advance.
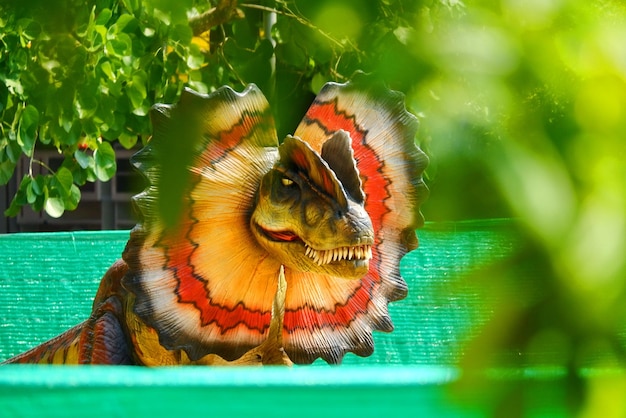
[283,99,391,330]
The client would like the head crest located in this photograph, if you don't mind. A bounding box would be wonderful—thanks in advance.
[278,135,349,210]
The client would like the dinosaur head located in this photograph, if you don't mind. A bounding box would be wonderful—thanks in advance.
[251,133,373,279]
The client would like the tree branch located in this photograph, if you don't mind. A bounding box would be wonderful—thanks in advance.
[189,0,244,36]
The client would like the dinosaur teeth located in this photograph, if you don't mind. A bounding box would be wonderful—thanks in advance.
[304,244,373,266]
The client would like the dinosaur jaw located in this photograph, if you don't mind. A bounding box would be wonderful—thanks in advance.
[253,224,372,277]
[304,244,372,267]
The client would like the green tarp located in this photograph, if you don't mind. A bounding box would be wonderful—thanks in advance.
[0,220,586,416]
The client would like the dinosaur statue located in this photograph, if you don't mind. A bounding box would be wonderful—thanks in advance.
[3,76,429,366]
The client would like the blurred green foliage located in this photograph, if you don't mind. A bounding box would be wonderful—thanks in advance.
[2,0,626,414]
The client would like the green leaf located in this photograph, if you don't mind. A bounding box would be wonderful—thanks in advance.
[4,176,29,216]
[170,23,192,44]
[32,188,46,212]
[94,141,117,181]
[75,7,95,38]
[90,25,107,50]
[119,132,138,149]
[127,87,147,115]
[105,33,132,59]
[53,166,74,197]
[38,123,53,145]
[100,60,116,81]
[17,105,39,156]
[393,26,415,46]
[64,121,82,145]
[128,71,148,115]
[26,180,37,204]
[186,43,204,70]
[113,14,138,33]
[6,140,21,163]
[0,152,17,185]
[0,78,9,113]
[31,175,45,195]
[100,111,126,140]
[74,149,93,169]
[311,72,329,94]
[44,197,65,218]
[10,47,28,71]
[18,18,42,43]
[75,91,99,119]
[152,8,171,25]
[142,25,156,37]
[4,78,24,96]
[82,118,100,139]
[276,41,308,69]
[132,70,148,89]
[128,75,147,104]
[120,0,140,14]
[95,8,113,26]
[64,184,81,211]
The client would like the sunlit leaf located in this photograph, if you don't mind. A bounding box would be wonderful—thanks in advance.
[100,60,116,81]
[74,149,93,169]
[186,44,204,70]
[94,140,117,181]
[44,196,65,218]
[119,132,138,149]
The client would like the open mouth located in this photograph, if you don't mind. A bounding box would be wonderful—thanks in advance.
[304,243,372,266]
[257,225,372,266]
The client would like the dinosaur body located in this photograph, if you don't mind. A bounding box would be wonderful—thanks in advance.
[6,261,291,365]
[3,76,428,366]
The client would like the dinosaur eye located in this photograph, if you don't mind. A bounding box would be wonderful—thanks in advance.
[281,177,294,187]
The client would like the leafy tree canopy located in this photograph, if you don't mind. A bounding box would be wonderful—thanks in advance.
[0,0,440,218]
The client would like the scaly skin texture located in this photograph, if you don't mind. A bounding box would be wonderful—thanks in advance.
[3,76,428,365]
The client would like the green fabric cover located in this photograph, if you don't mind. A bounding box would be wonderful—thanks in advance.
[0,220,576,416]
